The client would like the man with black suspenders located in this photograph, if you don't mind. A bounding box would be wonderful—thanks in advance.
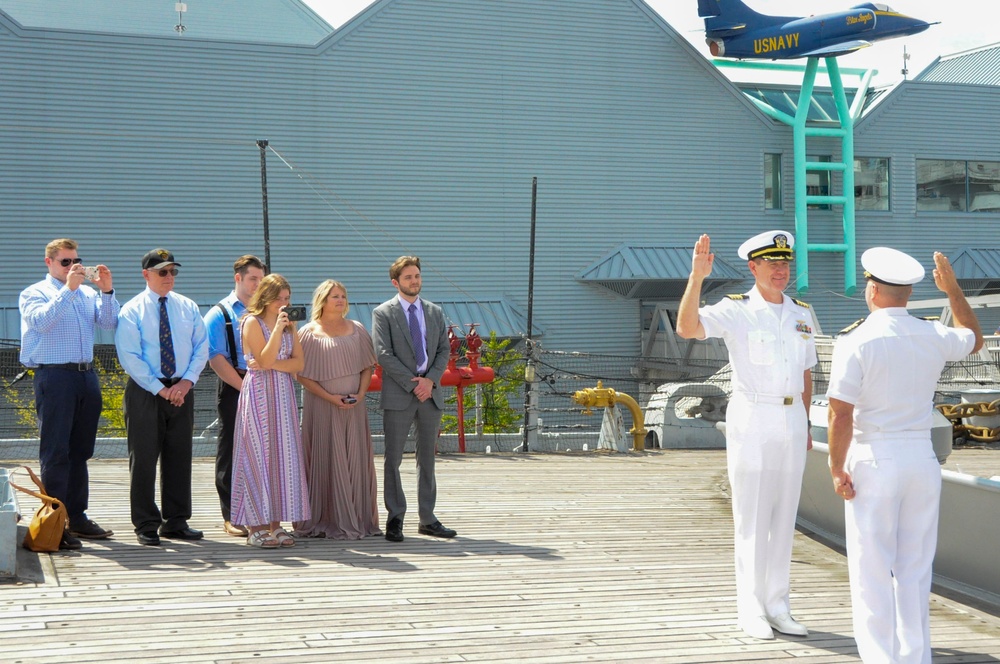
[203,255,265,536]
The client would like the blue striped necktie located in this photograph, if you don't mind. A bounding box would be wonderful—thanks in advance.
[408,303,426,368]
[159,296,176,377]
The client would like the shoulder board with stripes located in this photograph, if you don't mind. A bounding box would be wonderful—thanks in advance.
[917,315,940,322]
[791,298,810,309]
[838,317,867,335]
[726,294,749,301]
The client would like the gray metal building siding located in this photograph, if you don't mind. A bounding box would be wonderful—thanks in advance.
[0,0,794,354]
[0,0,332,44]
[6,1,996,350]
[796,80,1000,330]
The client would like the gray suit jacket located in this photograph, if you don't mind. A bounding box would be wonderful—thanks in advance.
[372,296,450,410]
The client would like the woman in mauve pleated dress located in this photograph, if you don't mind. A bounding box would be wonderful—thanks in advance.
[294,280,381,539]
[231,274,310,549]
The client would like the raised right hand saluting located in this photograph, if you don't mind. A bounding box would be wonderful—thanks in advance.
[691,234,715,281]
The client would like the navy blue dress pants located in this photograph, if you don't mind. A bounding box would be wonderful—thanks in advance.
[33,366,102,524]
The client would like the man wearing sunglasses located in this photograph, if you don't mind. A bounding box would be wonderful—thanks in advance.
[19,238,120,550]
[116,248,208,546]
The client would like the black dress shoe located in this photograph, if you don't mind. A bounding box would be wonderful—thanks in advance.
[385,517,404,542]
[69,518,113,540]
[136,531,161,546]
[417,521,457,538]
[60,531,83,550]
[159,527,204,541]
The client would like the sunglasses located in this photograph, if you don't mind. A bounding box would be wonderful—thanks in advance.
[154,268,179,277]
[57,258,84,267]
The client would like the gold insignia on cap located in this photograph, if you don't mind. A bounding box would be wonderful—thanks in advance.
[157,249,170,260]
[774,234,788,249]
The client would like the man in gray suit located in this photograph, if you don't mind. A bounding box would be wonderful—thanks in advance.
[372,255,455,542]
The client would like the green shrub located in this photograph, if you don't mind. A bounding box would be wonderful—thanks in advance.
[440,332,524,434]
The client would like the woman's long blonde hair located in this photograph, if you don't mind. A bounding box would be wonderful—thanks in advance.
[310,279,349,321]
[245,273,291,318]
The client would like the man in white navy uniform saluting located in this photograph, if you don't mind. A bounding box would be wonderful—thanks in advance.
[677,231,816,640]
[827,248,982,664]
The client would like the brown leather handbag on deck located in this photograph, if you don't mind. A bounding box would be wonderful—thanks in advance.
[10,466,68,552]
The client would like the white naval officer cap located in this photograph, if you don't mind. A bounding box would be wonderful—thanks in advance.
[737,230,794,261]
[861,247,925,286]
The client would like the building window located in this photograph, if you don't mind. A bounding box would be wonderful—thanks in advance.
[969,161,1000,213]
[855,157,890,211]
[764,153,781,210]
[917,159,966,211]
[807,154,831,210]
[916,159,1000,212]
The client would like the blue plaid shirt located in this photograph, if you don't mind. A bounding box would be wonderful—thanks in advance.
[19,274,120,366]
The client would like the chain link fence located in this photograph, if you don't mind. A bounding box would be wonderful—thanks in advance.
[3,337,1000,459]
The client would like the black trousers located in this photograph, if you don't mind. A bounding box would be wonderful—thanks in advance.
[215,380,240,521]
[123,378,194,533]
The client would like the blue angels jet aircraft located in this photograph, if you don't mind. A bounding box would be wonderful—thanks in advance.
[698,1,936,60]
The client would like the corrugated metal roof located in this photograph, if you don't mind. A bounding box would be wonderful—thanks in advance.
[916,42,1000,86]
[951,247,1000,279]
[0,0,332,45]
[346,297,541,340]
[950,247,1000,296]
[577,245,744,300]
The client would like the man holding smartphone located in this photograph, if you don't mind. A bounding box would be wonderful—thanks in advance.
[19,238,119,550]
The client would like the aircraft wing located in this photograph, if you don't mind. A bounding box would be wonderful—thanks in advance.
[799,40,872,58]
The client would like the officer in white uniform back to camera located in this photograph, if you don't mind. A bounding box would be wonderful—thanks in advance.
[827,248,982,664]
[677,231,816,640]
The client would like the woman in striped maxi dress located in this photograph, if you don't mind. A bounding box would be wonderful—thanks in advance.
[231,273,310,548]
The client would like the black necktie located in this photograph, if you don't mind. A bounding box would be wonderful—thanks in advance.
[408,303,426,368]
[159,296,176,378]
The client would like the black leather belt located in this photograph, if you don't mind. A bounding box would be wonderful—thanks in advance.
[38,362,93,371]
[159,377,183,387]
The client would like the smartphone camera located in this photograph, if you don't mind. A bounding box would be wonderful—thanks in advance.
[84,266,100,281]
[342,396,358,405]
[282,305,307,321]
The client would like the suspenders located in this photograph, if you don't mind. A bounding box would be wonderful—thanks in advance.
[214,302,240,369]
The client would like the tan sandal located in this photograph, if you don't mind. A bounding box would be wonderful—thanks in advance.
[247,530,280,549]
[272,527,296,547]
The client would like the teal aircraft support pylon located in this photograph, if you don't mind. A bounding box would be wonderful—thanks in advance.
[716,58,875,295]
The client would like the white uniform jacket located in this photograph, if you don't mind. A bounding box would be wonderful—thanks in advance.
[700,287,818,394]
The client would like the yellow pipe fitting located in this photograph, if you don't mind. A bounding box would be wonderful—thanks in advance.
[571,381,647,451]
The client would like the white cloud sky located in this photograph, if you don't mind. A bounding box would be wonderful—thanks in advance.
[303,0,993,86]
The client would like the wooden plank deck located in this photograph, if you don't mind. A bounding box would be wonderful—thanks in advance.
[3,450,1000,663]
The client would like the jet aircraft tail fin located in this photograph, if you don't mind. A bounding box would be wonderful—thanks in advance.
[699,0,775,37]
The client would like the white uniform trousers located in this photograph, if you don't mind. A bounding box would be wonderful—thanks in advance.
[725,394,807,621]
[845,436,940,664]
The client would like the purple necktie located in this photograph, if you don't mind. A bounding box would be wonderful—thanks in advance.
[408,303,426,368]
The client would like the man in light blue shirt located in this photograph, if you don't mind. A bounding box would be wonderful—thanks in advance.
[19,238,119,550]
[203,254,264,537]
[116,248,208,546]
